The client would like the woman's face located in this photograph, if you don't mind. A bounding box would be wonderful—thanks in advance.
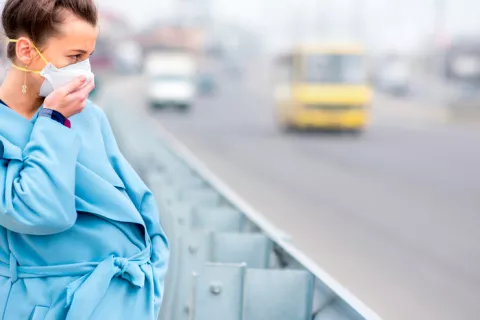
[25,10,98,89]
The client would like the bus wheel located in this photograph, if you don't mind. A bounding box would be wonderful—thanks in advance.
[279,122,296,134]
[276,116,295,133]
[346,128,364,136]
[177,104,191,113]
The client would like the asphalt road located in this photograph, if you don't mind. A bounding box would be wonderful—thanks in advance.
[101,71,480,320]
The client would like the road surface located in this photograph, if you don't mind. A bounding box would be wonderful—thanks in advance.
[100,72,480,320]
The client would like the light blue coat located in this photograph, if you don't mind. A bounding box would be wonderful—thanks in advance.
[0,101,169,319]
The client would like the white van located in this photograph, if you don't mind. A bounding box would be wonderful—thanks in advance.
[144,52,197,111]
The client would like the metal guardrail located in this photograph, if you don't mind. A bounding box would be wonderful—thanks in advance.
[105,102,383,320]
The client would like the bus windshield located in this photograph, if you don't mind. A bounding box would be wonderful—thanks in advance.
[303,54,366,84]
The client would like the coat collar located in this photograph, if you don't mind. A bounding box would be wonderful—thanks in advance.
[0,102,145,229]
[0,103,40,149]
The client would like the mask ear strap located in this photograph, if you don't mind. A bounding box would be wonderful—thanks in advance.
[10,64,41,74]
[8,38,49,65]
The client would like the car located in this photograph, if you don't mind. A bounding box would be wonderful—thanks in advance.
[145,51,197,111]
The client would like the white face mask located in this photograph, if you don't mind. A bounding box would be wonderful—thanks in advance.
[39,59,94,97]
[8,38,95,97]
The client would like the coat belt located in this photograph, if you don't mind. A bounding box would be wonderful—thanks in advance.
[0,245,151,319]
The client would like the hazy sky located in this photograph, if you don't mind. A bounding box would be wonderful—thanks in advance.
[98,0,173,27]
[99,0,480,52]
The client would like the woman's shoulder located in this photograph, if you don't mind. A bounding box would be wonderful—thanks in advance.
[71,100,108,126]
[68,100,114,142]
[82,100,107,119]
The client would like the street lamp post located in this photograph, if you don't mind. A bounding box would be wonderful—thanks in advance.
[433,0,448,105]
[352,0,365,43]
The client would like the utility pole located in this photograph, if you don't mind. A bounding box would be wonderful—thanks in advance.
[352,0,365,43]
[316,0,323,42]
[289,0,303,47]
[434,0,447,48]
[433,0,448,70]
[433,0,448,103]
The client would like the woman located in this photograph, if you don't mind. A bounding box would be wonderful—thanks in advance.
[0,1,169,319]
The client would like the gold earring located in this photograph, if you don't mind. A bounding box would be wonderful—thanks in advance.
[22,66,27,94]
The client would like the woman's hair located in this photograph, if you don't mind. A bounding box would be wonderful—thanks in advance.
[2,0,98,60]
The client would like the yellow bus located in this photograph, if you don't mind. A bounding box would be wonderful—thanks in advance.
[273,44,372,132]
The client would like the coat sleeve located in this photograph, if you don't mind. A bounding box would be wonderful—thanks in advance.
[95,106,169,315]
[0,117,80,235]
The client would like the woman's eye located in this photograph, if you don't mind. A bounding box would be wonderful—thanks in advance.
[69,54,82,61]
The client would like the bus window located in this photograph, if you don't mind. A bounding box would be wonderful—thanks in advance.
[303,54,366,84]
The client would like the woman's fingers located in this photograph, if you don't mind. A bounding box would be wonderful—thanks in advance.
[60,76,87,95]
[44,77,95,118]
[71,80,95,101]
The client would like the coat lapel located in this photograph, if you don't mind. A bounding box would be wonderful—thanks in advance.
[0,104,144,227]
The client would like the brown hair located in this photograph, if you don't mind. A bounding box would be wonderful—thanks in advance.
[2,0,98,60]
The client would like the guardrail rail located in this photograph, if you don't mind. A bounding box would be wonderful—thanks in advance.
[105,103,383,320]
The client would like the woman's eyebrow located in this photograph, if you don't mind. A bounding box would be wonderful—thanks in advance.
[69,49,94,55]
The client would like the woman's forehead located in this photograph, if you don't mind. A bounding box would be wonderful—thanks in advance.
[50,11,98,50]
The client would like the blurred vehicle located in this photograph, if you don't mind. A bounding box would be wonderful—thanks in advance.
[444,39,480,120]
[113,41,143,74]
[197,72,217,96]
[273,44,372,132]
[375,56,412,96]
[144,51,197,111]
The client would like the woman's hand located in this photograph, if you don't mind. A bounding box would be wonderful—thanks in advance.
[43,76,95,118]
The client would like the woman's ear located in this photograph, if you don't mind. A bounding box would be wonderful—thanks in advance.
[14,37,34,66]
